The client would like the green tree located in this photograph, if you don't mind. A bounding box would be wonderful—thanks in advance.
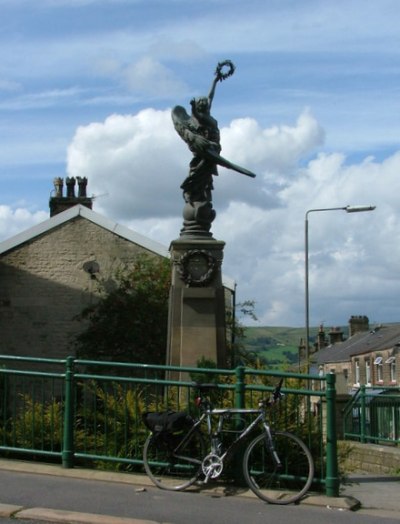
[74,254,170,364]
[226,300,259,367]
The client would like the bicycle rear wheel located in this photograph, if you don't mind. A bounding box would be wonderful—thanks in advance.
[143,429,205,490]
[243,431,314,504]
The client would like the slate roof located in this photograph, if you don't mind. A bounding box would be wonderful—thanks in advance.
[0,204,236,291]
[0,204,169,258]
[316,323,400,364]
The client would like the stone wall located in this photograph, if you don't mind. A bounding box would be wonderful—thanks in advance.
[322,353,399,394]
[0,216,160,359]
[351,349,398,386]
[341,441,400,474]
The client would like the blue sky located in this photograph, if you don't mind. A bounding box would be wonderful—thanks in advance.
[1,0,400,328]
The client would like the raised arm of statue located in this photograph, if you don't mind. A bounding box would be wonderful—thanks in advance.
[208,60,235,110]
[207,76,219,111]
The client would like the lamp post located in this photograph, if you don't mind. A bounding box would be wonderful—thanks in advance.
[304,205,376,369]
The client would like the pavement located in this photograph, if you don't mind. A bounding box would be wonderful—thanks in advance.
[0,459,399,523]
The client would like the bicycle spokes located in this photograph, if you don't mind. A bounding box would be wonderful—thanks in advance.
[143,430,206,491]
[243,431,314,504]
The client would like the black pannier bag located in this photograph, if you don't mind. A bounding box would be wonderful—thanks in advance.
[142,411,194,441]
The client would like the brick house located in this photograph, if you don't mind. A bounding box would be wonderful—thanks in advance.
[0,178,234,360]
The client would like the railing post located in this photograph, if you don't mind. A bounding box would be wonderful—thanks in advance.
[235,365,245,409]
[62,356,75,468]
[232,366,246,485]
[360,385,366,443]
[325,372,339,497]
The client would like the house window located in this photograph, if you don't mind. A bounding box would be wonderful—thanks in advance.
[386,356,396,382]
[374,356,383,382]
[365,360,371,386]
[354,360,360,386]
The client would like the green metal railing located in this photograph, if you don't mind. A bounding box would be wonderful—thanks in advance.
[0,355,339,496]
[343,385,400,444]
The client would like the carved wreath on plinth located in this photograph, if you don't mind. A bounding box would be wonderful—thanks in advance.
[177,249,218,286]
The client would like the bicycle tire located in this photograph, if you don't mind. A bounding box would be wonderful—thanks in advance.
[143,429,206,490]
[243,431,314,504]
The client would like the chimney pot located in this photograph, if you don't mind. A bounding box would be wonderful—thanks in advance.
[77,176,88,198]
[53,177,64,198]
[65,177,76,197]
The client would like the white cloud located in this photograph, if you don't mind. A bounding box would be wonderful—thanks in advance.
[67,109,185,219]
[2,103,399,328]
[67,107,324,222]
[0,206,48,241]
[122,57,188,98]
[211,148,397,328]
[221,109,324,176]
[0,87,86,111]
[64,105,391,327]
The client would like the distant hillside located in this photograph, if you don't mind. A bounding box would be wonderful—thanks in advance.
[241,322,398,368]
[238,325,349,368]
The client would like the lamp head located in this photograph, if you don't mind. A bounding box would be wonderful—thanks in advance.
[345,205,376,213]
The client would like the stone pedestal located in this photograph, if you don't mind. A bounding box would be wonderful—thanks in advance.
[167,238,227,375]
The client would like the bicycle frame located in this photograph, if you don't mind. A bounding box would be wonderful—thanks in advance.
[173,403,279,480]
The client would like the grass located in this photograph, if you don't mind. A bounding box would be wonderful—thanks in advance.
[239,325,334,369]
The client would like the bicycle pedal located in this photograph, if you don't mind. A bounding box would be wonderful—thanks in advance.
[199,479,210,485]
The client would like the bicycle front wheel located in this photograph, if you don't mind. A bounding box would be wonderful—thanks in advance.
[143,429,205,491]
[243,431,314,504]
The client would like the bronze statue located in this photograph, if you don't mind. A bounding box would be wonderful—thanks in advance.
[172,60,256,237]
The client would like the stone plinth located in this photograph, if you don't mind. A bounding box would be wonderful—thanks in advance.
[167,238,227,375]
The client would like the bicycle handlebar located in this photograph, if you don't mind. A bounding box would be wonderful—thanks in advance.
[194,379,284,410]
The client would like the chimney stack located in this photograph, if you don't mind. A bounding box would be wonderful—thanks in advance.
[49,177,93,217]
[349,315,369,337]
[329,326,344,345]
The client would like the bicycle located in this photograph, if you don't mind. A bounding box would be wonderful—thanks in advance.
[142,380,314,504]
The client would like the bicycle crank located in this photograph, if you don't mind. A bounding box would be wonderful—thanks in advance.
[202,453,224,482]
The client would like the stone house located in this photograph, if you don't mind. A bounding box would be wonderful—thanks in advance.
[0,178,234,361]
[316,316,399,394]
[313,317,400,444]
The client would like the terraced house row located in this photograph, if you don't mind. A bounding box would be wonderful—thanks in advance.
[315,317,399,393]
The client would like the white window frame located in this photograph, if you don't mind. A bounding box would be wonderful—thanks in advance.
[374,356,383,382]
[365,359,371,386]
[354,360,360,386]
[391,361,396,382]
[386,357,396,383]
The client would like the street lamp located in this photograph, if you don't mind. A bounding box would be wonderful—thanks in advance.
[304,205,376,369]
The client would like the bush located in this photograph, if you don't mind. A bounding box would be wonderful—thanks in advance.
[74,254,170,365]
